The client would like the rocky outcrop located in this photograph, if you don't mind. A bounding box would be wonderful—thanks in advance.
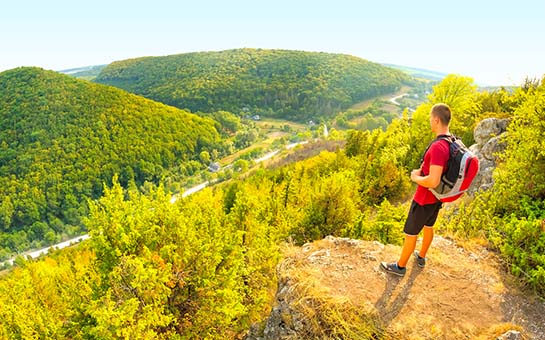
[469,118,510,193]
[497,330,522,340]
[246,236,544,340]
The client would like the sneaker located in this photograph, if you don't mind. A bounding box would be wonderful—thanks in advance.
[380,262,406,277]
[414,251,426,268]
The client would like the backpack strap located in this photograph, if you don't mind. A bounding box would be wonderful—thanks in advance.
[420,134,455,164]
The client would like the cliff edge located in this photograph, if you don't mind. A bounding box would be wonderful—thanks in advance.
[247,236,544,340]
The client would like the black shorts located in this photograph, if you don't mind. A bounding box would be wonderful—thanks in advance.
[403,200,443,236]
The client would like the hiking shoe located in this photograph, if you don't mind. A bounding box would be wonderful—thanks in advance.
[414,251,426,268]
[380,262,406,277]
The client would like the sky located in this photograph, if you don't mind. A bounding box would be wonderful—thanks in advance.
[1,0,544,86]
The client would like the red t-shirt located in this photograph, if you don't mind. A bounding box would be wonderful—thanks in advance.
[413,139,450,205]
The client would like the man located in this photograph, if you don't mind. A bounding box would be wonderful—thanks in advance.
[381,103,451,276]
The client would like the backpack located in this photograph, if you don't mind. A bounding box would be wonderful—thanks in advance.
[423,135,480,203]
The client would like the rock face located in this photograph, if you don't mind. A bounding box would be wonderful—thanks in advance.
[497,330,522,340]
[469,118,510,193]
[246,236,545,340]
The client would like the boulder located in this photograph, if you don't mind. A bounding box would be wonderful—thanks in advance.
[497,330,522,340]
[481,135,507,161]
[468,117,510,193]
[469,160,495,194]
[474,118,509,146]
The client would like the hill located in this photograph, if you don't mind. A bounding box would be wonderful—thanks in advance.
[248,236,544,340]
[0,73,543,339]
[94,48,410,121]
[0,67,221,258]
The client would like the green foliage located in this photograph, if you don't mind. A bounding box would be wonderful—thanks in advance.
[6,68,545,340]
[493,83,545,210]
[427,74,480,144]
[0,67,221,259]
[334,100,398,131]
[208,110,242,136]
[491,204,545,293]
[82,176,286,338]
[442,78,545,294]
[346,199,407,246]
[0,246,99,339]
[95,48,409,121]
[476,87,519,119]
[296,170,361,243]
[345,117,412,205]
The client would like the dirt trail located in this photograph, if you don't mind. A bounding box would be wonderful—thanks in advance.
[278,236,544,339]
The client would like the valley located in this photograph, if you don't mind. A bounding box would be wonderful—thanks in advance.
[0,49,543,340]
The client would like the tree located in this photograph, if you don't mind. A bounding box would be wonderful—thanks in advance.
[428,74,480,143]
[200,150,211,164]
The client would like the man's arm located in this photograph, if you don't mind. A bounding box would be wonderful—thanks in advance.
[410,165,443,188]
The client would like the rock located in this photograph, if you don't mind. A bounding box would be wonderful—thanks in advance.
[497,330,522,340]
[468,159,495,194]
[257,276,310,340]
[247,237,544,340]
[469,143,482,155]
[474,118,502,145]
[467,118,510,194]
[474,118,509,146]
[497,118,510,132]
[481,135,507,161]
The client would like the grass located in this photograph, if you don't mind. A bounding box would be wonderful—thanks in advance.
[254,118,307,131]
[219,136,282,165]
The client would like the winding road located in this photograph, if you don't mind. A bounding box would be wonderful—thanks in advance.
[1,92,404,268]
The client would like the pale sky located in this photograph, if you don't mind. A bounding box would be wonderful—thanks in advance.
[1,0,543,86]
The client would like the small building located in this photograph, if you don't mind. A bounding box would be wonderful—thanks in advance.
[208,162,221,172]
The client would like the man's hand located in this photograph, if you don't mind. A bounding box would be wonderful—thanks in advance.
[411,165,443,188]
[410,168,421,182]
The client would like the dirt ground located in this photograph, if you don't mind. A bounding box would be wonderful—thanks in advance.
[283,236,545,340]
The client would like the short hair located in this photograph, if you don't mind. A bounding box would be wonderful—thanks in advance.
[431,103,451,126]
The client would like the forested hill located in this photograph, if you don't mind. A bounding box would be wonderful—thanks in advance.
[94,48,410,120]
[0,67,220,258]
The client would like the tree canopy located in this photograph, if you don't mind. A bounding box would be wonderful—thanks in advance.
[95,48,410,121]
[0,67,221,258]
[1,64,544,339]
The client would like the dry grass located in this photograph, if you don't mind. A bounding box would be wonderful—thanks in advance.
[266,236,543,340]
[279,248,387,339]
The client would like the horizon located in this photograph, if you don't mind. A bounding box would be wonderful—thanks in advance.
[1,0,544,86]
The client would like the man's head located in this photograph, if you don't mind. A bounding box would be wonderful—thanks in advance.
[430,103,451,133]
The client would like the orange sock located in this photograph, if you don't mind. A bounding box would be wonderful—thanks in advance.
[419,227,434,258]
[398,235,417,268]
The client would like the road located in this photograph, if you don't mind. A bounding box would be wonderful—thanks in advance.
[389,93,409,105]
[1,181,211,267]
[0,119,360,267]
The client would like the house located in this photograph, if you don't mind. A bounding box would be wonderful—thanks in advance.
[208,162,221,172]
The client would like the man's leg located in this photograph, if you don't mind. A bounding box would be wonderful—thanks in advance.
[397,234,417,267]
[418,226,434,258]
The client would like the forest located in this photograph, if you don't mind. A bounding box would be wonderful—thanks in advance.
[0,73,543,339]
[0,67,224,259]
[94,48,410,121]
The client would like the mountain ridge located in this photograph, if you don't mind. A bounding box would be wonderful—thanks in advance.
[94,48,411,120]
[0,67,221,258]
